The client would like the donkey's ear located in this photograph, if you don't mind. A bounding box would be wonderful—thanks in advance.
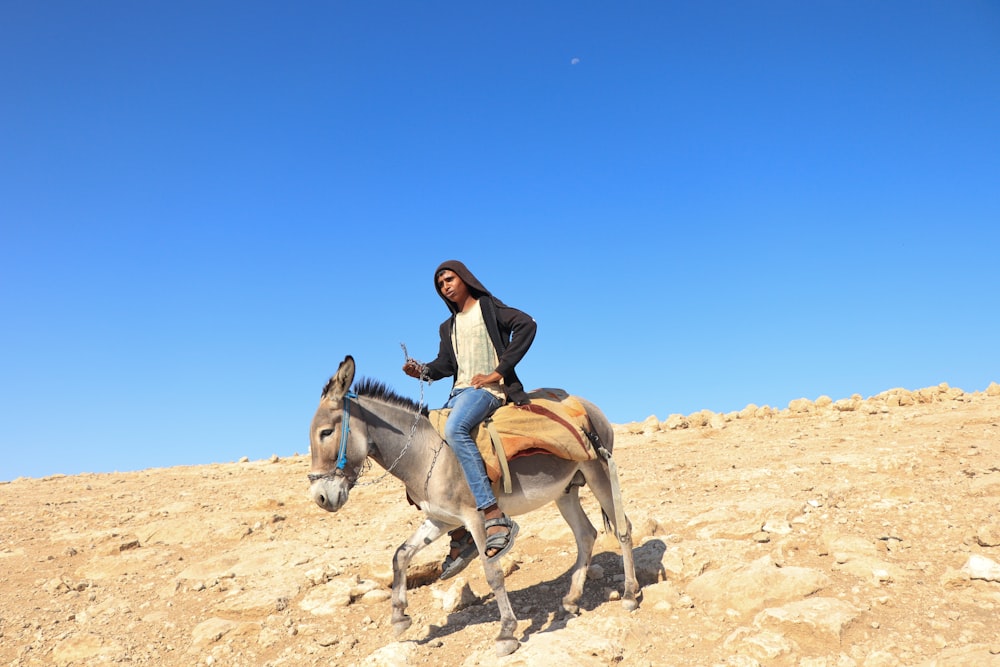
[323,355,356,401]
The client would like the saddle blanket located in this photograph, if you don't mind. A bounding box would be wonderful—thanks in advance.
[428,388,597,484]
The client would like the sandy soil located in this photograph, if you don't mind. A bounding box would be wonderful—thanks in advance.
[2,382,999,666]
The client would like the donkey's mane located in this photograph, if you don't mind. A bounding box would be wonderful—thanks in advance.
[352,377,429,416]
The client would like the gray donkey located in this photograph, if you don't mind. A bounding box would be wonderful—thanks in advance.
[308,355,639,657]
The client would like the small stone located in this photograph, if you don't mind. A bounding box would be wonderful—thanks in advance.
[962,554,1000,581]
[976,525,1000,547]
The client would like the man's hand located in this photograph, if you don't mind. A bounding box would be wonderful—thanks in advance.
[402,360,426,379]
[470,371,502,388]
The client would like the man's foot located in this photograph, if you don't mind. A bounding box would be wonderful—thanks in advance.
[483,515,519,562]
[440,528,478,580]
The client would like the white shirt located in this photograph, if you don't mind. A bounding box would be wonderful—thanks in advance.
[452,299,504,400]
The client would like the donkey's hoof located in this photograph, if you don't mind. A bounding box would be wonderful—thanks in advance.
[392,616,412,637]
[495,638,519,657]
[558,602,580,618]
[622,597,639,612]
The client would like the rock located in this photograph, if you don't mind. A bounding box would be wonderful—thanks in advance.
[635,540,711,583]
[359,641,417,666]
[862,650,898,666]
[360,589,391,604]
[834,398,859,412]
[724,627,794,662]
[432,580,478,613]
[961,554,1000,581]
[752,597,861,652]
[762,520,793,536]
[687,555,830,615]
[640,580,683,609]
[496,617,626,666]
[821,532,877,559]
[688,409,715,427]
[640,415,660,434]
[788,398,813,413]
[349,578,382,600]
[664,413,689,430]
[51,633,123,666]
[917,644,1000,666]
[976,524,1000,547]
[739,404,759,419]
[299,579,353,615]
[189,618,238,651]
[987,381,1000,397]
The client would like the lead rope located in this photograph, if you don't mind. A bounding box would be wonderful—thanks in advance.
[352,344,429,487]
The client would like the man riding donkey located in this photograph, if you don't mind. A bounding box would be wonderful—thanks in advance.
[402,260,536,580]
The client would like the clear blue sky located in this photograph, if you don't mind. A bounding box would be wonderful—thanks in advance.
[2,2,998,481]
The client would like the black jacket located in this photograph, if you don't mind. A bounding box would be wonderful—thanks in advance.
[423,260,537,405]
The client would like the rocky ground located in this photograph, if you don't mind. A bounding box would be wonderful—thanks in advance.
[2,381,999,667]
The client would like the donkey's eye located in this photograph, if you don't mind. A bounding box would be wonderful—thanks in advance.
[320,429,334,439]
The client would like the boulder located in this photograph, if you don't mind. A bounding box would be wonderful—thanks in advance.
[687,555,830,615]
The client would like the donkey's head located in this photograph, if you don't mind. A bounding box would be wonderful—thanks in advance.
[308,355,365,512]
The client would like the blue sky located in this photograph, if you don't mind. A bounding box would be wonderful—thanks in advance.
[2,2,998,481]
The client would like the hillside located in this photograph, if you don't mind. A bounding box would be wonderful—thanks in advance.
[2,382,999,666]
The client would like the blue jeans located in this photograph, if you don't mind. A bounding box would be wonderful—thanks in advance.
[443,387,503,511]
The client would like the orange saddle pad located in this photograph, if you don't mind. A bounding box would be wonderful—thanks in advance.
[428,388,597,486]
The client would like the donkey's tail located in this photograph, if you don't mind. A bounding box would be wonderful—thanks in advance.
[587,430,628,542]
[601,509,613,534]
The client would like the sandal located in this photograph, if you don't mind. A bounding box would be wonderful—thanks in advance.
[440,528,478,580]
[484,515,519,562]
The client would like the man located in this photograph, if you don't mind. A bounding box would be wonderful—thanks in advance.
[403,260,537,579]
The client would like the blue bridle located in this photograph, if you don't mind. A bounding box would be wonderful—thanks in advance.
[308,390,357,483]
[335,390,358,471]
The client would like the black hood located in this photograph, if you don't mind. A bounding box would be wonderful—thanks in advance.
[433,260,494,314]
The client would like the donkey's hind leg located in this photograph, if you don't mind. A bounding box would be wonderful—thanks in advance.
[390,518,447,636]
[554,481,598,616]
[580,459,640,610]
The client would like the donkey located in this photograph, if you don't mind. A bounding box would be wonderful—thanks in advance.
[308,355,639,657]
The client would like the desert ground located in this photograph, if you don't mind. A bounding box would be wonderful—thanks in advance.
[2,381,999,667]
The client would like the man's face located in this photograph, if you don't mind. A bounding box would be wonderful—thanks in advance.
[437,270,470,305]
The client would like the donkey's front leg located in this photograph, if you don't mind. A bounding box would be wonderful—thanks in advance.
[391,518,446,636]
[467,524,520,657]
